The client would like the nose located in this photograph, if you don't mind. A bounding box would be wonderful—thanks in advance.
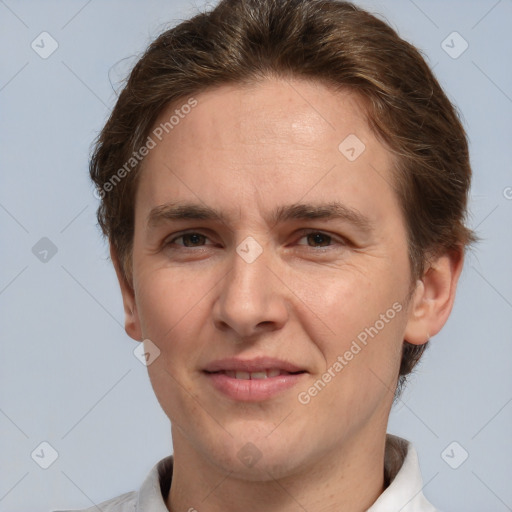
[212,241,289,339]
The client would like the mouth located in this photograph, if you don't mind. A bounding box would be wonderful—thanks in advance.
[204,368,306,379]
[202,357,308,401]
[203,356,306,374]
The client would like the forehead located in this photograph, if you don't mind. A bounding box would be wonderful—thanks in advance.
[151,78,375,158]
[136,78,399,227]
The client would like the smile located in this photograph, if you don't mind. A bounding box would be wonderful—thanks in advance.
[211,369,301,379]
[202,357,308,401]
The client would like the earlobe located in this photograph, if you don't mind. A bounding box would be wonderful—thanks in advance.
[109,244,143,342]
[404,249,464,345]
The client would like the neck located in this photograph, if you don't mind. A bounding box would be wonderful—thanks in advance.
[166,427,388,512]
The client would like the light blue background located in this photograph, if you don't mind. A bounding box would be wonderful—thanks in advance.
[1,1,511,511]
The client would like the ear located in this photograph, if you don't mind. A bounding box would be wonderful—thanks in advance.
[404,248,464,345]
[110,244,143,342]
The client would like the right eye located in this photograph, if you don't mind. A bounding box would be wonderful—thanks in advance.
[166,232,212,248]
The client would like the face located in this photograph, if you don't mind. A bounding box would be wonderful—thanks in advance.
[120,78,421,479]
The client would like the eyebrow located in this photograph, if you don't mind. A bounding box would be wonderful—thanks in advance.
[146,200,374,233]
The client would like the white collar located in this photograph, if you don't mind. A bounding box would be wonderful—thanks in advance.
[133,435,438,512]
[367,435,438,511]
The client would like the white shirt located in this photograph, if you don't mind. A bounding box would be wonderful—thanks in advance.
[56,435,439,512]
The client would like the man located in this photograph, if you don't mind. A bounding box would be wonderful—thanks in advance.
[64,0,475,510]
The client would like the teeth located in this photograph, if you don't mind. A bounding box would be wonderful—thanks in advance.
[223,368,291,379]
[250,371,268,380]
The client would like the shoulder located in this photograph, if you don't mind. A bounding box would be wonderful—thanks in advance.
[53,490,137,512]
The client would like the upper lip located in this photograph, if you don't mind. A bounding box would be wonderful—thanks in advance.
[203,357,306,373]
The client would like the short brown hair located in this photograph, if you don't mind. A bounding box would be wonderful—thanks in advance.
[89,0,476,394]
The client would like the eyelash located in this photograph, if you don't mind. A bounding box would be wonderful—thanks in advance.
[164,229,348,251]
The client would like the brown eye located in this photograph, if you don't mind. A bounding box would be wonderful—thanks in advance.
[180,233,207,247]
[304,232,332,247]
[296,230,343,248]
[167,232,210,248]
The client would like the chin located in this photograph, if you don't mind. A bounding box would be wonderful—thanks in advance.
[200,429,309,482]
[217,450,300,482]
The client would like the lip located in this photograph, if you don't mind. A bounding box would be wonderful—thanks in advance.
[203,356,305,373]
[203,357,307,402]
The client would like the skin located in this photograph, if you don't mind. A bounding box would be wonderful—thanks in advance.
[111,78,463,512]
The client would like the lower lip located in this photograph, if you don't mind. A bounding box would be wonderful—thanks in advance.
[204,371,306,401]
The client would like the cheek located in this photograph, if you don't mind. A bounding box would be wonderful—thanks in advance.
[297,261,405,343]
[298,262,407,398]
[135,265,213,341]
[299,278,405,439]
[135,269,214,425]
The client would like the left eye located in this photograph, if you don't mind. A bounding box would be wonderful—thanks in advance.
[296,230,339,248]
[167,232,212,247]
